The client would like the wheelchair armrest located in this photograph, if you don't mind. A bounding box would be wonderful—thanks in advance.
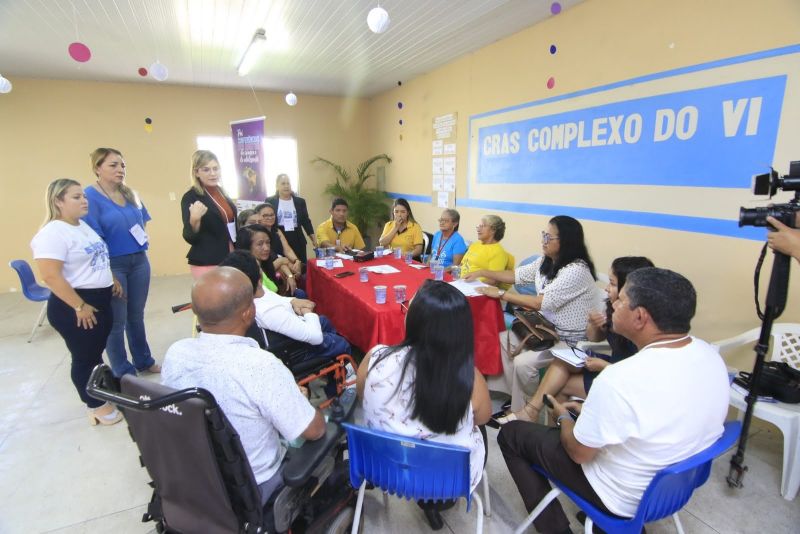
[282,421,344,488]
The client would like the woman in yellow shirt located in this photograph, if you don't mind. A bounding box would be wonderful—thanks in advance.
[378,198,424,256]
[461,214,514,288]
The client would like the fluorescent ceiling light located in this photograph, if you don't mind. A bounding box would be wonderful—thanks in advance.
[237,29,267,77]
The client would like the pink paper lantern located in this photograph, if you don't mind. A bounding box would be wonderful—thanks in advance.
[68,42,91,63]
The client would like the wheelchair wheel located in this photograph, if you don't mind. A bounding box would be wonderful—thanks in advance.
[325,506,358,534]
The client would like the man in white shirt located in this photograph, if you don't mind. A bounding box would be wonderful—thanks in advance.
[498,268,729,533]
[162,267,326,505]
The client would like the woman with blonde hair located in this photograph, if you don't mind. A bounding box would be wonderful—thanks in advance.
[180,150,238,279]
[31,178,123,425]
[265,173,316,263]
[83,148,158,377]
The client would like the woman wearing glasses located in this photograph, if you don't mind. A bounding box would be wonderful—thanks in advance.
[180,150,238,279]
[460,214,514,287]
[467,215,597,416]
[429,209,468,269]
[357,280,491,529]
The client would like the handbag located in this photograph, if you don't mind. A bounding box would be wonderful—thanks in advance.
[507,308,559,357]
[734,361,800,403]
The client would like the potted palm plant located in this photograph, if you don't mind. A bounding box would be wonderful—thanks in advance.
[312,154,392,245]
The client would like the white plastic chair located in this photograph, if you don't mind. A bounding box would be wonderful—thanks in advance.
[715,323,800,501]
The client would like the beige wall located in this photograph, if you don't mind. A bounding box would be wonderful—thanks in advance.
[0,78,370,290]
[366,0,800,368]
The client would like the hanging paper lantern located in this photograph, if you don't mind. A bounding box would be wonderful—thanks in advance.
[138,67,148,76]
[285,92,298,106]
[0,76,12,94]
[68,42,92,63]
[150,61,169,82]
[367,7,390,34]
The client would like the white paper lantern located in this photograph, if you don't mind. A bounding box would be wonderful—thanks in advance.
[285,92,298,106]
[0,76,11,94]
[367,6,390,34]
[149,61,169,82]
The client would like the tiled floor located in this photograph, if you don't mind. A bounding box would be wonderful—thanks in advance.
[0,274,797,533]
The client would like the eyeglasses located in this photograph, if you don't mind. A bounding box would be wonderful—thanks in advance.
[541,231,560,244]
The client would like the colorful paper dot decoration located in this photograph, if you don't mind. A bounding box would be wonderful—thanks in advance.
[546,77,555,89]
[398,102,404,110]
[138,67,148,76]
[144,124,153,133]
[549,44,557,54]
[145,117,152,125]
[397,81,402,86]
[550,2,562,15]
[68,42,92,63]
[399,119,403,125]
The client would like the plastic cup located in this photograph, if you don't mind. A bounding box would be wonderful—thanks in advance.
[326,246,336,259]
[430,259,439,274]
[374,285,387,304]
[325,256,334,270]
[375,245,385,257]
[450,265,462,280]
[393,247,402,259]
[314,248,323,259]
[434,263,445,281]
[404,251,413,264]
[393,284,407,303]
[359,267,369,282]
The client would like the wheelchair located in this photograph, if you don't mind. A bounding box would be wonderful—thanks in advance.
[86,364,357,533]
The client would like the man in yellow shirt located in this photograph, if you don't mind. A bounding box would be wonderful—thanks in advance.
[316,198,366,252]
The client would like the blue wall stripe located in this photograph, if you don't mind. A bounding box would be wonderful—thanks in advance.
[388,192,765,242]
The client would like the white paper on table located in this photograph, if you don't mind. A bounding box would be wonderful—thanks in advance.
[432,174,444,191]
[432,158,444,175]
[551,348,587,368]
[376,248,393,256]
[365,264,402,274]
[432,140,444,155]
[443,156,456,175]
[316,259,344,268]
[335,253,353,260]
[448,278,490,297]
[408,264,427,270]
[444,143,456,154]
[437,191,449,208]
[443,174,455,192]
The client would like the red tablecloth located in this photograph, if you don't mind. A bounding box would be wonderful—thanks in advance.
[307,256,506,375]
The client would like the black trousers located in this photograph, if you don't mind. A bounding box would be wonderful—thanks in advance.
[497,421,614,534]
[47,286,113,409]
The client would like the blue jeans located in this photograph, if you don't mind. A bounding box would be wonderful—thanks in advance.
[107,252,155,377]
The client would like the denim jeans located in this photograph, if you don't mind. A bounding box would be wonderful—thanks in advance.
[107,252,155,377]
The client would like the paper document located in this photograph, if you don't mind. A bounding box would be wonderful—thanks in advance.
[335,253,353,260]
[551,347,587,368]
[366,264,402,274]
[408,264,427,270]
[449,278,490,297]
[316,259,344,269]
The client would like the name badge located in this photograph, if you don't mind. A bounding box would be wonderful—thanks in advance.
[282,212,295,231]
[227,221,237,242]
[130,224,148,246]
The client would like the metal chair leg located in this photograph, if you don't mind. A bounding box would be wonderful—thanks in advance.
[351,480,367,534]
[28,302,47,343]
[481,468,492,517]
[513,487,561,534]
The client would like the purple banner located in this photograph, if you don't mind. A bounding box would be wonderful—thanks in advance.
[230,116,266,201]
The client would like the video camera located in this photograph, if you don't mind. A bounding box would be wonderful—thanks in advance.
[739,161,800,228]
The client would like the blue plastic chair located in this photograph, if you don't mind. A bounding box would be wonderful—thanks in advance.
[342,423,491,534]
[9,260,51,343]
[514,421,741,534]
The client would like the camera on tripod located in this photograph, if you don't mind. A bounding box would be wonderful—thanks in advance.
[739,161,800,229]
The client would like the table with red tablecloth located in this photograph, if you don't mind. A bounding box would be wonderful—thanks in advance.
[306,256,506,375]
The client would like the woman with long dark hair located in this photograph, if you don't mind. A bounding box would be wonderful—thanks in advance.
[495,256,654,424]
[357,280,491,528]
[235,224,306,298]
[468,215,598,417]
[254,202,303,277]
[378,198,424,256]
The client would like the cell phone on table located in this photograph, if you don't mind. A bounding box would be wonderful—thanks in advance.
[334,271,355,278]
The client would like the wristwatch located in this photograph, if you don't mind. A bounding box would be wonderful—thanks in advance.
[287,274,295,279]
[74,301,85,312]
[556,414,570,428]
[497,289,506,299]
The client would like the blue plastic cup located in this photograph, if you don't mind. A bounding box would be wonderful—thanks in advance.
[450,265,462,279]
[393,247,402,259]
[375,245,385,257]
[404,251,413,264]
[325,256,334,270]
[374,285,387,304]
[326,246,336,259]
[359,267,369,282]
[434,264,445,281]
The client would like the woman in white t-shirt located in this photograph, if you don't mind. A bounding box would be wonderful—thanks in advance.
[356,280,491,529]
[30,179,123,426]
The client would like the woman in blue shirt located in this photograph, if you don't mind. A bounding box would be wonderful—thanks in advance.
[83,148,158,377]
[430,209,468,269]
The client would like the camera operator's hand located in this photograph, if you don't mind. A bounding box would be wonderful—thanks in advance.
[766,215,800,262]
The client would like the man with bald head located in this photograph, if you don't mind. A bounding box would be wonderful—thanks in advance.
[162,267,326,506]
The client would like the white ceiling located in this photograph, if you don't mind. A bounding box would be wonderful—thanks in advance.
[0,0,582,97]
